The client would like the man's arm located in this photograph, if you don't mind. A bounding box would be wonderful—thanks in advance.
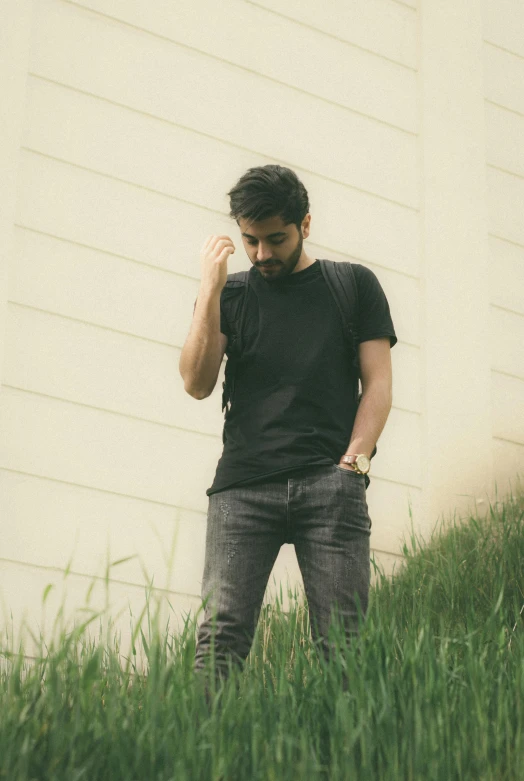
[179,234,234,399]
[179,292,228,399]
[339,337,393,467]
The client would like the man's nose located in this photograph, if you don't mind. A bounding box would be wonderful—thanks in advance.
[256,243,272,261]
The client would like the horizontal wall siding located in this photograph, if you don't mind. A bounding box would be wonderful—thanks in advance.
[11,229,201,349]
[244,0,417,67]
[488,238,524,316]
[484,4,524,499]
[492,439,524,498]
[29,1,418,207]
[490,308,524,379]
[0,557,200,661]
[0,470,206,595]
[484,43,524,116]
[0,387,222,515]
[19,73,421,293]
[487,168,524,248]
[3,305,224,437]
[485,103,524,178]
[17,150,419,279]
[67,0,418,132]
[366,480,423,551]
[483,0,524,57]
[492,373,524,445]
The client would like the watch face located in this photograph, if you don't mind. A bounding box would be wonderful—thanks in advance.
[356,455,370,474]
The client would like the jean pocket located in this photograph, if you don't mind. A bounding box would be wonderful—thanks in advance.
[334,464,365,480]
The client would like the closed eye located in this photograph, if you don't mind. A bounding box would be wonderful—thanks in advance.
[246,239,285,246]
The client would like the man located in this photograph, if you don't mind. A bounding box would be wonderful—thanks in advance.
[179,164,396,687]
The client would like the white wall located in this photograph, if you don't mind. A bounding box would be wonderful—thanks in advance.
[483,0,524,498]
[0,0,521,654]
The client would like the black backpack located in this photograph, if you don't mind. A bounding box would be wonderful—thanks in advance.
[220,259,376,459]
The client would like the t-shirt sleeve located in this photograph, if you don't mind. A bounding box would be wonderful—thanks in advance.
[353,264,397,348]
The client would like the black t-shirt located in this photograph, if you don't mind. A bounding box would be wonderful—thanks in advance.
[206,259,396,495]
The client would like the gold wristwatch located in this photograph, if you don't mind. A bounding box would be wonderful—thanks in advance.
[339,454,371,475]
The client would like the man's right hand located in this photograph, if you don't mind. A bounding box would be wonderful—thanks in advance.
[200,235,235,293]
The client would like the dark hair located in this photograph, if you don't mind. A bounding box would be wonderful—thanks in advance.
[227,164,310,231]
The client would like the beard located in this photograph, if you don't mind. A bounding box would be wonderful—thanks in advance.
[257,233,304,284]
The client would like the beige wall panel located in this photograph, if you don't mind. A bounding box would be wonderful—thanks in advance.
[0,388,221,515]
[22,75,419,253]
[21,77,420,278]
[370,550,405,582]
[484,44,524,115]
[29,1,417,207]
[487,168,524,247]
[297,172,419,277]
[22,76,235,217]
[366,479,423,552]
[369,408,421,487]
[0,559,201,662]
[21,74,247,228]
[488,237,524,316]
[245,0,417,67]
[419,0,493,525]
[485,103,524,178]
[365,267,420,347]
[391,343,420,413]
[262,544,304,611]
[0,470,206,596]
[0,0,32,387]
[17,150,419,280]
[16,153,233,280]
[492,439,524,499]
[483,0,524,58]
[73,0,417,132]
[490,307,524,379]
[11,230,201,349]
[492,372,524,445]
[2,304,225,438]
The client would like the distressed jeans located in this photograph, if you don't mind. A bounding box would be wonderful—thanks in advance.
[193,463,372,683]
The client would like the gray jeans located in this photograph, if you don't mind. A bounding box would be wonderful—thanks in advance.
[193,463,372,681]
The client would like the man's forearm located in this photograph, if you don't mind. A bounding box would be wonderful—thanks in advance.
[343,382,393,459]
[179,286,223,399]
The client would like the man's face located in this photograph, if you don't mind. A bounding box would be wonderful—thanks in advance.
[238,214,308,283]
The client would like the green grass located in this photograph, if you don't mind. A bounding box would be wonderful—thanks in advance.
[1,489,523,780]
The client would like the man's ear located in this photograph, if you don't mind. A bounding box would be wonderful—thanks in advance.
[302,213,311,239]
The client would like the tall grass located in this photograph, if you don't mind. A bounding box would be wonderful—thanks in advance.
[1,490,523,780]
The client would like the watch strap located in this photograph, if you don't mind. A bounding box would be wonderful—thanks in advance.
[340,454,370,474]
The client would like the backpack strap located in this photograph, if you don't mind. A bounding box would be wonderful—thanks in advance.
[221,269,251,417]
[318,259,360,383]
